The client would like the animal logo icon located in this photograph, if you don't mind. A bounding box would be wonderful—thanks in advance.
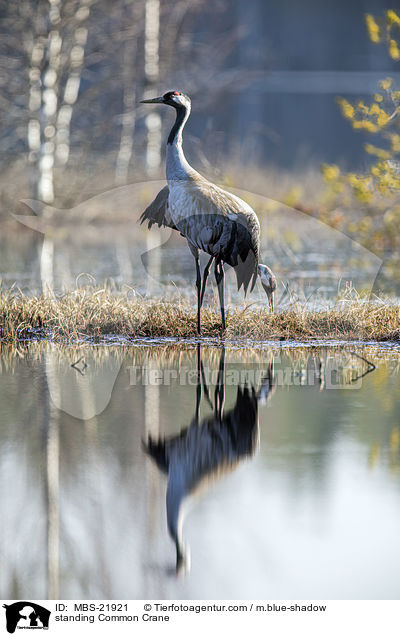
[2,602,51,633]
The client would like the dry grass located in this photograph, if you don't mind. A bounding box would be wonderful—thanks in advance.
[1,286,400,344]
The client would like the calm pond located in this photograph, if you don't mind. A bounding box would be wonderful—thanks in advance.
[0,341,399,599]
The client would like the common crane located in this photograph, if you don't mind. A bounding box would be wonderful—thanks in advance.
[143,345,275,574]
[140,91,260,334]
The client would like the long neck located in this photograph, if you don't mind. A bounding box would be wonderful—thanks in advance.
[166,104,193,182]
[166,477,187,572]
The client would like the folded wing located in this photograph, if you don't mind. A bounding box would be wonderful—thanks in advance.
[139,185,177,230]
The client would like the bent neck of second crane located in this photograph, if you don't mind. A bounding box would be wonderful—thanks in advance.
[166,104,194,182]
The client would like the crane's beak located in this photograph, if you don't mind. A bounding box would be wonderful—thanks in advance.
[140,96,164,104]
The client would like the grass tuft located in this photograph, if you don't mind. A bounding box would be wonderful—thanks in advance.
[1,286,400,344]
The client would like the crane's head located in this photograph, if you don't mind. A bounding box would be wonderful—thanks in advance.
[141,91,191,110]
[258,263,277,312]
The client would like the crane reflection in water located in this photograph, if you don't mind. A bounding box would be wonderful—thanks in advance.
[143,345,274,575]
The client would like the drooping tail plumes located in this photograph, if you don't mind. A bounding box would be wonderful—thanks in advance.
[142,435,169,473]
[229,213,259,294]
[233,249,259,294]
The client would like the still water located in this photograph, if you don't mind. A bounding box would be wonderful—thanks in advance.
[0,342,400,599]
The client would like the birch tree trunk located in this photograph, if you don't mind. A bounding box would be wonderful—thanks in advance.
[114,0,144,186]
[27,0,91,295]
[37,0,63,295]
[114,1,145,285]
[55,0,91,167]
[38,0,63,205]
[143,0,161,177]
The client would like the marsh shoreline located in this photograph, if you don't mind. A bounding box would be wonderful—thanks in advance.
[1,287,400,345]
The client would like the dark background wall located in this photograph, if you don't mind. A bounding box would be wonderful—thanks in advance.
[185,0,399,170]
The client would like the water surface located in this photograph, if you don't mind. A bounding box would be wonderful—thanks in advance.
[0,342,399,599]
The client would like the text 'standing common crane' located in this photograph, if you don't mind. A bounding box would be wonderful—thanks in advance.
[140,91,261,334]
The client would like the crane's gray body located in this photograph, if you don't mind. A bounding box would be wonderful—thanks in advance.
[140,92,260,294]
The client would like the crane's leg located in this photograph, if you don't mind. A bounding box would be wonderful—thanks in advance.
[196,342,212,415]
[195,255,202,335]
[200,256,214,306]
[200,360,213,409]
[214,259,226,331]
[214,346,225,420]
[269,290,274,312]
[195,343,201,423]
